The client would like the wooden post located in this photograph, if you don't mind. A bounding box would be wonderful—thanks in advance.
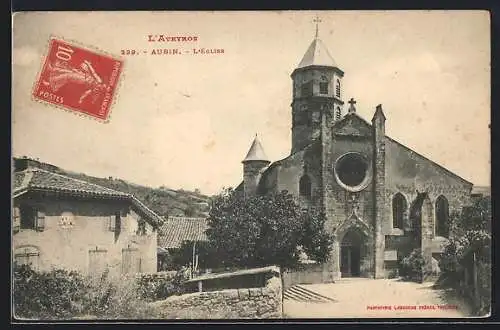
[473,252,480,308]
[198,280,203,293]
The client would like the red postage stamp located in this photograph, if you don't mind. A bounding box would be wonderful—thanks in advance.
[33,37,123,121]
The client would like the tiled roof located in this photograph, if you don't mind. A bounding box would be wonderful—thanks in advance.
[158,216,208,249]
[14,168,130,198]
[13,168,163,227]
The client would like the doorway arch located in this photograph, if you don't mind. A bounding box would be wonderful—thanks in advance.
[340,228,366,277]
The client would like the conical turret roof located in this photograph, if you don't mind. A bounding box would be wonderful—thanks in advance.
[242,135,270,163]
[297,37,337,69]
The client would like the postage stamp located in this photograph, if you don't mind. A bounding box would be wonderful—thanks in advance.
[32,37,123,121]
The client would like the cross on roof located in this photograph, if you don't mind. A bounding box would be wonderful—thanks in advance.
[348,98,357,114]
[313,15,322,39]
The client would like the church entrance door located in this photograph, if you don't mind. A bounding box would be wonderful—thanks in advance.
[340,229,363,277]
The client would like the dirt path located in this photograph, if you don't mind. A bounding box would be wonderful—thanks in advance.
[283,278,474,318]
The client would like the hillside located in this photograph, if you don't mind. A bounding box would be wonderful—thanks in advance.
[13,157,211,218]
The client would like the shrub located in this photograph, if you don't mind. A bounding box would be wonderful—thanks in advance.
[399,248,424,282]
[135,270,190,302]
[437,196,491,315]
[13,264,86,320]
[13,265,169,320]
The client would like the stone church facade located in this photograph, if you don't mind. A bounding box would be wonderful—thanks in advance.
[238,32,473,280]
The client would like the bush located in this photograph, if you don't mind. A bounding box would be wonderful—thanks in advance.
[399,248,424,282]
[136,270,190,302]
[13,264,85,320]
[13,265,177,320]
[437,196,491,315]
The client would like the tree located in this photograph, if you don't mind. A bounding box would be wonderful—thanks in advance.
[438,195,491,315]
[205,188,333,269]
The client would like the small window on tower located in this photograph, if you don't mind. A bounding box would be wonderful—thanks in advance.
[320,75,328,95]
[301,81,312,97]
[336,79,341,98]
[336,107,341,120]
[320,82,328,94]
[299,175,312,199]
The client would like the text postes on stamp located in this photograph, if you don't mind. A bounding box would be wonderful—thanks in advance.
[33,38,123,121]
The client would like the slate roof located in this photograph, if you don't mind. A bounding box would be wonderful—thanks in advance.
[158,216,209,249]
[13,168,163,227]
[242,135,269,163]
[297,37,338,69]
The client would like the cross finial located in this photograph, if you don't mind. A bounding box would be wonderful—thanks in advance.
[313,15,322,39]
[348,98,357,114]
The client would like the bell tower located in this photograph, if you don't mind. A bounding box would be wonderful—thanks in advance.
[290,16,345,153]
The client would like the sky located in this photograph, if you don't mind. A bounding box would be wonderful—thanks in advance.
[12,11,490,195]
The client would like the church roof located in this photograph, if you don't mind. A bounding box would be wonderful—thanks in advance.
[242,135,270,163]
[297,37,338,69]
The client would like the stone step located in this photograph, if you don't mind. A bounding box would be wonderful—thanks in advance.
[284,285,336,303]
[293,285,336,302]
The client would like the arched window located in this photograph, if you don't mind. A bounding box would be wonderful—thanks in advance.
[335,106,341,120]
[392,193,407,229]
[335,79,341,98]
[435,195,449,237]
[299,175,312,199]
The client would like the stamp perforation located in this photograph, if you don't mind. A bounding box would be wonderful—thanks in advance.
[31,35,126,124]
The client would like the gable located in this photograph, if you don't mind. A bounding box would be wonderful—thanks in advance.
[333,113,373,138]
[385,136,473,188]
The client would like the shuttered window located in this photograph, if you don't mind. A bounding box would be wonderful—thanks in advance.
[19,206,45,231]
[14,246,40,271]
[36,211,45,232]
[122,248,142,274]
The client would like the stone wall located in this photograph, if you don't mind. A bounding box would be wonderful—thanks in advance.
[282,263,334,290]
[152,276,282,319]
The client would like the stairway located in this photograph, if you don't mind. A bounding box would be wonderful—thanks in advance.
[283,285,337,303]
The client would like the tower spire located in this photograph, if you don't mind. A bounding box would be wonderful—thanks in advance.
[313,15,322,39]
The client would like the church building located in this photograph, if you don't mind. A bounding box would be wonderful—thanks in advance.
[238,25,473,280]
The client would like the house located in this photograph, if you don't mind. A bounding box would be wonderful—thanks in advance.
[157,216,208,272]
[236,26,475,280]
[12,159,163,278]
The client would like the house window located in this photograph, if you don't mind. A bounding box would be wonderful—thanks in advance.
[299,175,312,199]
[335,107,341,120]
[14,246,40,271]
[392,193,407,229]
[336,79,341,98]
[435,195,449,237]
[88,248,108,276]
[136,218,147,236]
[19,205,45,231]
[109,213,121,233]
[122,247,142,274]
